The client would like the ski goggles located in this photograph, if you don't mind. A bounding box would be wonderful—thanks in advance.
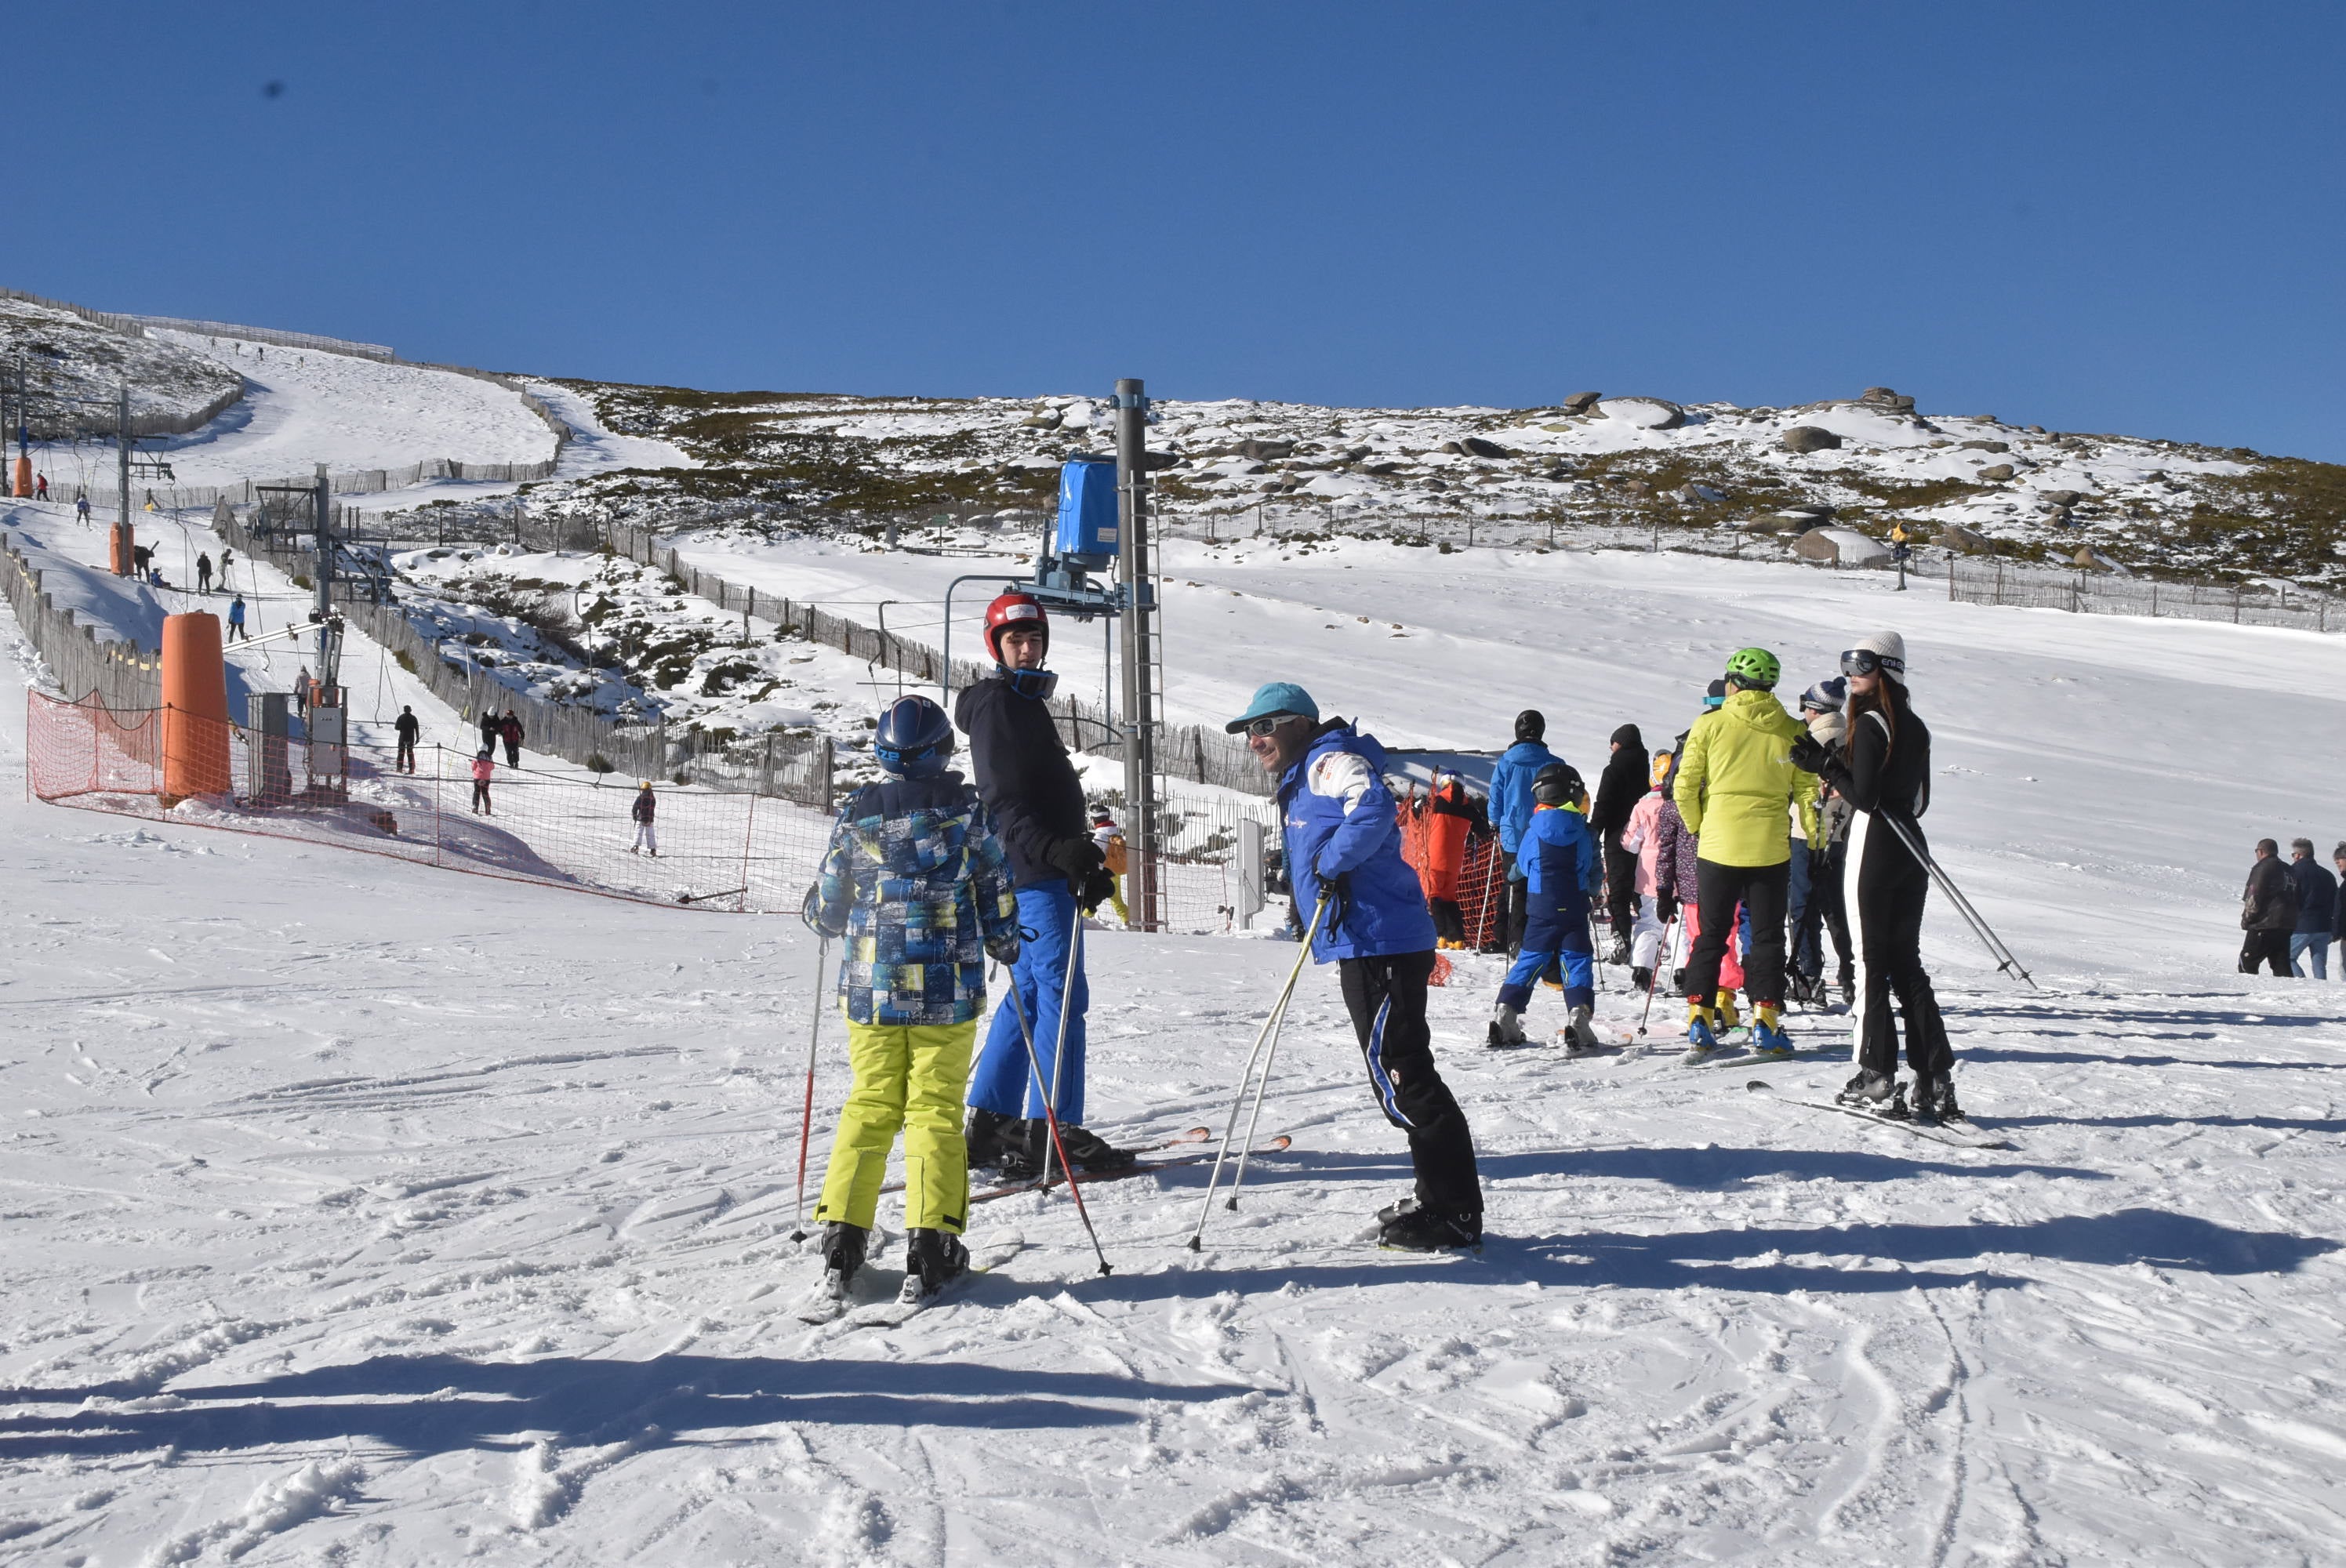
[1240,712,1309,739]
[1839,648,1905,678]
[1001,666,1059,701]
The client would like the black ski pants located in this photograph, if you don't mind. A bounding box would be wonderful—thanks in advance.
[1429,897,1465,946]
[1793,842,1854,984]
[1338,949,1481,1216]
[396,740,416,774]
[2239,929,2293,977]
[1684,858,1789,1007]
[1847,812,1952,1080]
[1502,855,1528,955]
[1603,840,1638,943]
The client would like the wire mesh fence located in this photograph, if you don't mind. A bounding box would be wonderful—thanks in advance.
[1946,557,2343,633]
[1,533,163,710]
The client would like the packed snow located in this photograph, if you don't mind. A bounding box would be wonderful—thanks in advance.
[1,313,2343,1566]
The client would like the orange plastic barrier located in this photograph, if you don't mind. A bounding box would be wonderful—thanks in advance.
[110,523,134,576]
[160,614,233,800]
[11,454,27,499]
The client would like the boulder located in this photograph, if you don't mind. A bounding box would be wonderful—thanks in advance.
[1741,515,1790,535]
[1860,387,1917,412]
[1238,438,1295,461]
[1959,439,2010,452]
[1458,436,1512,459]
[1438,441,1462,455]
[1364,461,1403,476]
[1781,426,1842,453]
[1773,511,1832,532]
[1977,463,2016,481]
[1600,397,1684,430]
[1020,411,1061,429]
[1795,527,1893,567]
[1781,503,1835,520]
[2041,488,2084,507]
[1935,522,1994,554]
[1560,391,1602,413]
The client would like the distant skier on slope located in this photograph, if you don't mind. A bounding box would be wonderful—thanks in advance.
[1791,632,1962,1120]
[1673,648,1820,1059]
[1229,681,1483,1250]
[1488,710,1563,957]
[801,694,1022,1309]
[630,781,659,855]
[1488,763,1603,1052]
[1590,724,1649,964]
[394,706,420,773]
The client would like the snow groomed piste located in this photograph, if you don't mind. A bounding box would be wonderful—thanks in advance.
[0,310,2341,1564]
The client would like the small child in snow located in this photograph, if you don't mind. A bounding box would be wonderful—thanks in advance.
[1489,763,1604,1051]
[470,750,495,815]
[630,781,658,855]
[802,695,1021,1308]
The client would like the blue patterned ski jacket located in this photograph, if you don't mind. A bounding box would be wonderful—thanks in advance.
[809,772,1020,1025]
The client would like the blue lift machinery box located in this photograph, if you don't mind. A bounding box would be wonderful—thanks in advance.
[1055,457,1120,567]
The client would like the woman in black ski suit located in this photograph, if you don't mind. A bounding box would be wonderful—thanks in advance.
[1795,630,1959,1122]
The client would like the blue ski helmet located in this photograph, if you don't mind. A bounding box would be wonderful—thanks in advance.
[873,695,954,778]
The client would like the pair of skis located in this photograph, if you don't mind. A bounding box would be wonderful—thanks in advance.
[1746,1080,2015,1150]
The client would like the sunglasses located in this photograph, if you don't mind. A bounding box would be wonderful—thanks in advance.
[1840,648,1905,677]
[1242,713,1303,739]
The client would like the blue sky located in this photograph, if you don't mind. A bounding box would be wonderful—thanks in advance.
[10,4,2341,459]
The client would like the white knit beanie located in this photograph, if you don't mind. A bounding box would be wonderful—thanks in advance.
[1854,630,1907,680]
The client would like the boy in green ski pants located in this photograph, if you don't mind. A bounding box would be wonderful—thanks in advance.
[804,695,1022,1308]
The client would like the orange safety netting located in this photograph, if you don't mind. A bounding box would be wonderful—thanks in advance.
[1394,788,1508,952]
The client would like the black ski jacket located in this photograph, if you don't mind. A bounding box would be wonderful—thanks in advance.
[1843,696,1930,823]
[2243,856,2297,931]
[1590,728,1650,837]
[954,674,1087,891]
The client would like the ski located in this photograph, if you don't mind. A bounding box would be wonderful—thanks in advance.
[1745,1080,2015,1150]
[895,1126,1210,1198]
[831,1232,1026,1330]
[971,1135,1294,1206]
[1684,1044,1838,1069]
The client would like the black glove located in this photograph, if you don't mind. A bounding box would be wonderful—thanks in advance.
[1657,891,1679,924]
[1044,835,1105,881]
[1079,867,1117,916]
[1314,866,1352,935]
[986,931,1022,966]
[1789,732,1831,774]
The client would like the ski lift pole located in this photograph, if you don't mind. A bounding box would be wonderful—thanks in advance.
[1187,893,1330,1252]
[1874,811,2036,988]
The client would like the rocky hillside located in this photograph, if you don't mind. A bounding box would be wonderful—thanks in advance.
[0,296,245,436]
[535,380,2344,590]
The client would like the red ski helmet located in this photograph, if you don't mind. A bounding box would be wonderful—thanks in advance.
[984,591,1048,662]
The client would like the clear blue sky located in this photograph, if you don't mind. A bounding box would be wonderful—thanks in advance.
[11,4,2342,459]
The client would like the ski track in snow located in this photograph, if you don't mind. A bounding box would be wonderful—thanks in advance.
[2,404,2344,1562]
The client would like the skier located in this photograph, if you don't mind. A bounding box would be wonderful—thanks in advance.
[220,546,234,583]
[1417,768,1482,949]
[227,594,248,641]
[957,592,1130,1177]
[2286,839,2334,979]
[477,707,501,756]
[294,666,314,719]
[1789,700,1856,1007]
[75,495,91,524]
[1792,632,1960,1120]
[133,543,153,576]
[1619,750,1673,990]
[1230,681,1483,1250]
[1673,648,1820,1058]
[470,749,496,815]
[630,781,659,855]
[1488,763,1603,1051]
[34,474,47,501]
[1652,750,1738,1004]
[196,553,213,594]
[1589,724,1649,964]
[802,695,1022,1308]
[1088,811,1128,924]
[499,708,525,768]
[394,706,420,773]
[1488,710,1563,956]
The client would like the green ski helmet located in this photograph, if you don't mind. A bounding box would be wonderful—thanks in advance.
[1723,646,1781,690]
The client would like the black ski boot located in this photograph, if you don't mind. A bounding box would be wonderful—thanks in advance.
[964,1109,1025,1170]
[1837,966,1856,1010]
[1629,966,1654,993]
[1003,1119,1135,1178]
[1606,935,1631,967]
[815,1221,867,1305]
[1375,1194,1418,1225]
[900,1228,970,1305]
[1913,1076,1966,1124]
[1837,1067,1897,1107]
[1378,1204,1482,1252]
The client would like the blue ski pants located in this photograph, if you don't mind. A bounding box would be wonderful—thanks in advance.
[968,883,1090,1124]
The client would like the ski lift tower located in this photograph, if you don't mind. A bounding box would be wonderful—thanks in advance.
[254,463,348,799]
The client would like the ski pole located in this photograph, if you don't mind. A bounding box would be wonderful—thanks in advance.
[999,969,1113,1276]
[1875,811,2036,988]
[1187,894,1330,1252]
[790,935,830,1243]
[1036,897,1088,1189]
[1636,910,1679,1036]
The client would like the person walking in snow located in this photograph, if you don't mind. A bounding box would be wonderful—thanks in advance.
[477,707,501,755]
[630,781,659,855]
[34,474,47,502]
[220,546,234,584]
[394,706,420,773]
[470,750,496,815]
[1590,724,1650,964]
[957,592,1131,1178]
[196,552,213,594]
[2286,840,2334,979]
[1792,632,1961,1120]
[1489,763,1604,1052]
[227,594,248,641]
[499,708,525,768]
[2334,844,2346,979]
[1618,750,1674,991]
[2238,840,2297,977]
[1673,648,1820,1058]
[294,665,313,719]
[802,695,1021,1309]
[1489,710,1563,956]
[1232,681,1483,1250]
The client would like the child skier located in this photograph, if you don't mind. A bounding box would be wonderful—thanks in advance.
[803,695,1022,1308]
[630,781,658,855]
[1489,763,1605,1051]
[1618,750,1673,991]
[470,749,495,815]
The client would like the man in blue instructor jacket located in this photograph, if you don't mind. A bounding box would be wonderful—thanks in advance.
[1233,681,1483,1250]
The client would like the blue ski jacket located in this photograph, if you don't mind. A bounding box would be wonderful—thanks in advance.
[1279,720,1437,964]
[1519,801,1603,953]
[1489,739,1563,858]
